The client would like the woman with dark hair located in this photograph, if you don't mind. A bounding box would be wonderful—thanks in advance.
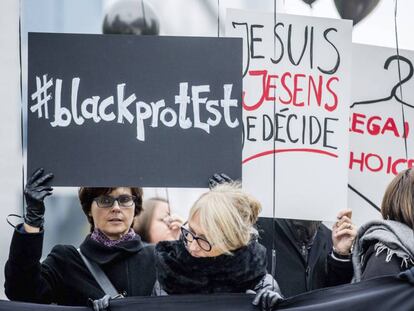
[353,168,414,281]
[5,168,156,307]
[133,197,182,243]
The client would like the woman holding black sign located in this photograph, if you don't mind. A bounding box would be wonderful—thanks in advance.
[153,182,283,311]
[5,168,156,307]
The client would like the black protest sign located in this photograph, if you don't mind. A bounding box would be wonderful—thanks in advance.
[27,33,242,187]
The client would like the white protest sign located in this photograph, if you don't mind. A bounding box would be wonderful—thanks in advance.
[226,9,352,221]
[349,43,414,225]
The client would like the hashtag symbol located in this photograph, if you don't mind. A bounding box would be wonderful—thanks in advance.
[30,75,53,119]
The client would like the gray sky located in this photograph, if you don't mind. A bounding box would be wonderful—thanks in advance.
[275,0,414,50]
[104,0,413,50]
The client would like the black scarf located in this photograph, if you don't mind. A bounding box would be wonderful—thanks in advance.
[79,234,144,264]
[155,240,267,294]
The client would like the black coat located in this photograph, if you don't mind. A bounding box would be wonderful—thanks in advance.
[4,225,156,306]
[361,241,413,280]
[257,218,353,297]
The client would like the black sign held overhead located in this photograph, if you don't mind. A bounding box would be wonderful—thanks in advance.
[27,33,242,187]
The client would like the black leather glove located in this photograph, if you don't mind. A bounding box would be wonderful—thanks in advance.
[252,288,283,311]
[208,173,233,189]
[91,294,111,311]
[23,168,53,228]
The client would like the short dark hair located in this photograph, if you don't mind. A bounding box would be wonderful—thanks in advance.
[78,187,143,232]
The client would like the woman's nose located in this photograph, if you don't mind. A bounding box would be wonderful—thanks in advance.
[111,200,121,211]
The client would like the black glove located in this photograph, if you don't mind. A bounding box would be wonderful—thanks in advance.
[208,173,233,189]
[91,294,111,311]
[23,168,53,228]
[252,288,283,311]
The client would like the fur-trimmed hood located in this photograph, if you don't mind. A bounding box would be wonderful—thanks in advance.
[155,239,268,294]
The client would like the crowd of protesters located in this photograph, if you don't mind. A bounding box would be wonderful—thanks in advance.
[3,169,414,310]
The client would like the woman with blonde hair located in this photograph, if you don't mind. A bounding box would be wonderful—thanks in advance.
[353,168,414,281]
[153,182,282,310]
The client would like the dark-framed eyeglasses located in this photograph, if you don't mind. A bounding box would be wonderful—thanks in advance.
[94,195,137,209]
[180,222,212,252]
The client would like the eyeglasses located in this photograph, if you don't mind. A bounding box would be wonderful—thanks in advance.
[180,222,212,252]
[94,195,136,208]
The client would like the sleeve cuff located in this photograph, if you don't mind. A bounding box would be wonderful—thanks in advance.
[331,251,351,262]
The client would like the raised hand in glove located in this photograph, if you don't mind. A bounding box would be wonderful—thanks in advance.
[24,168,53,229]
[252,288,283,311]
[208,173,233,189]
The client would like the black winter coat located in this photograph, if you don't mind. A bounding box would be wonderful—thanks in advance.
[257,218,353,297]
[361,241,414,280]
[4,225,156,306]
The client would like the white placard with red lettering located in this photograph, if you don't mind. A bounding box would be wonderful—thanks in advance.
[349,43,414,225]
[226,9,352,221]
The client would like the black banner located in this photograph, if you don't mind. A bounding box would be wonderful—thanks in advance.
[27,33,242,187]
[1,269,413,311]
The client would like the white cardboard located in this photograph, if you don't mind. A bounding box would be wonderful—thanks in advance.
[226,9,352,221]
[349,43,414,226]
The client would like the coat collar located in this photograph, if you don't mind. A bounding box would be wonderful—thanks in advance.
[79,234,144,265]
[277,219,328,267]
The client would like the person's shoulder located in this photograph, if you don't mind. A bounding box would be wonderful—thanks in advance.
[141,241,155,248]
[257,217,284,231]
[366,241,400,265]
[364,241,377,257]
[140,242,155,252]
[155,240,181,252]
[137,241,157,259]
[361,240,404,280]
[313,223,333,249]
[315,223,332,241]
[49,244,79,258]
[42,244,81,269]
[318,223,332,235]
[154,240,184,262]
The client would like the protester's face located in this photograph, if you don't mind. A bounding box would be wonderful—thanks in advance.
[186,213,223,258]
[90,187,135,240]
[148,201,176,243]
